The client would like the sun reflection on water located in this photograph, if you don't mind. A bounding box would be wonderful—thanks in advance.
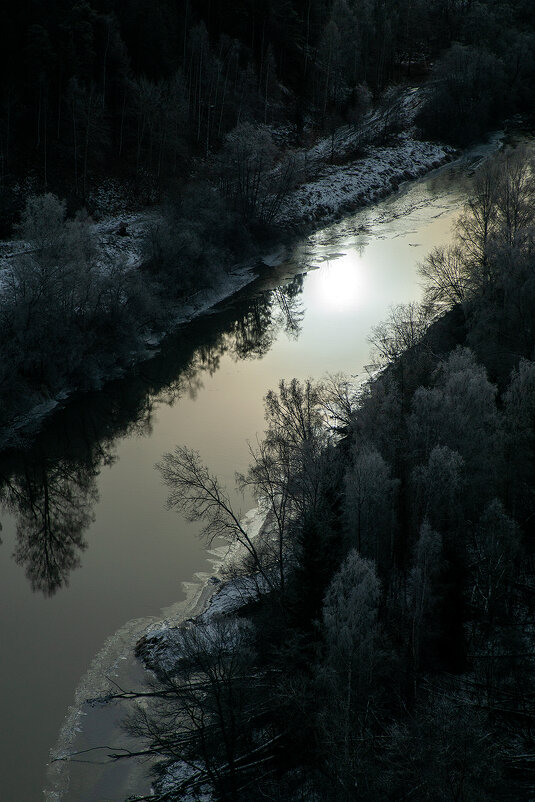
[309,251,368,312]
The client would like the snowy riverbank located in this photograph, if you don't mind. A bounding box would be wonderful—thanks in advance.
[134,507,269,802]
[280,132,456,228]
[45,508,267,802]
[0,129,456,453]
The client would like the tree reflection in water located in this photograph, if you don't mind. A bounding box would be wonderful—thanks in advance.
[230,274,304,360]
[0,272,305,595]
[3,460,96,596]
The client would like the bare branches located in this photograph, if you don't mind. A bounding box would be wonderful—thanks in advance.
[157,446,275,591]
[418,245,471,313]
[118,618,276,801]
[158,379,337,602]
[264,377,325,450]
[368,301,433,367]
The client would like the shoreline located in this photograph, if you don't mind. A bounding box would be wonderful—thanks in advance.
[0,132,459,454]
[137,507,268,675]
[45,512,265,802]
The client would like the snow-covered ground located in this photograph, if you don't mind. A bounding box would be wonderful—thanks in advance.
[0,136,455,286]
[138,506,268,675]
[280,133,454,226]
[277,84,455,226]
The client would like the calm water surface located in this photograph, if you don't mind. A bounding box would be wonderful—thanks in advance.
[0,154,488,800]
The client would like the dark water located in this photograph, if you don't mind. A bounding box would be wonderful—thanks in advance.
[0,150,494,801]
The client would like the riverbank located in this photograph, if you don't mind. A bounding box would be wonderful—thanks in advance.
[134,508,269,802]
[0,130,457,453]
[45,509,267,802]
[279,133,456,228]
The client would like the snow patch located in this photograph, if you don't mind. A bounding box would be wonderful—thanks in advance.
[137,506,268,674]
[261,245,287,267]
[279,133,456,228]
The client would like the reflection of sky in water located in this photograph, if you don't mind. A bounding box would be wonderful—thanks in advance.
[1,167,468,802]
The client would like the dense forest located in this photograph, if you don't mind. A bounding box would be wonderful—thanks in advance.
[1,0,535,231]
[99,143,535,801]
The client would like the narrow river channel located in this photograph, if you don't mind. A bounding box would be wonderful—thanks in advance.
[0,141,498,801]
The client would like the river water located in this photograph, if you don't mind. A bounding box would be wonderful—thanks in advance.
[0,144,497,801]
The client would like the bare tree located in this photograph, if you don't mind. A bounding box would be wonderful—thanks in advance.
[493,144,535,249]
[369,301,433,367]
[158,379,333,603]
[457,155,500,267]
[118,617,272,802]
[157,446,277,596]
[457,144,535,276]
[217,123,298,226]
[418,244,472,314]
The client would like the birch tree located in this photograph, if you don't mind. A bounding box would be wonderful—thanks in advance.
[317,550,382,798]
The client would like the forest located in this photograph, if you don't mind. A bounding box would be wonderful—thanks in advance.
[1,0,535,228]
[89,144,535,801]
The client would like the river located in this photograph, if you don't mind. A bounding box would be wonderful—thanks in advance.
[0,140,498,801]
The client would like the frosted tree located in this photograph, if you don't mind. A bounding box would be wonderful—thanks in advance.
[502,358,535,484]
[411,445,464,532]
[351,374,403,466]
[2,194,102,382]
[469,499,519,623]
[409,348,498,487]
[17,192,66,264]
[317,551,382,795]
[321,551,381,695]
[343,444,398,567]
